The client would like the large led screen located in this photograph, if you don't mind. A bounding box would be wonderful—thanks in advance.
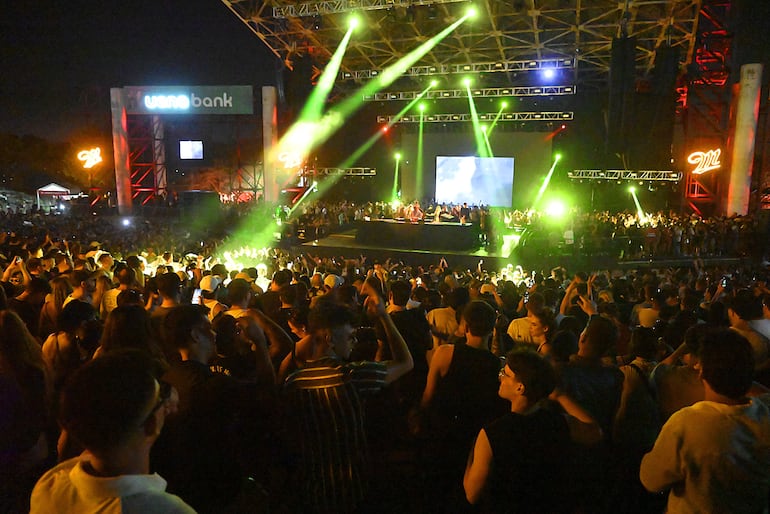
[435,156,514,207]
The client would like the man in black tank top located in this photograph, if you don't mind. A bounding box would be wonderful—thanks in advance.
[417,300,507,510]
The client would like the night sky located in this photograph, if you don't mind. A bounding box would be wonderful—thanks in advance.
[0,0,277,140]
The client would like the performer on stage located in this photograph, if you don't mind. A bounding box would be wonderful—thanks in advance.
[406,201,424,222]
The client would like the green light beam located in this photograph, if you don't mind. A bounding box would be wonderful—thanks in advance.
[335,83,434,170]
[487,102,507,135]
[298,25,356,123]
[392,154,401,201]
[629,188,646,223]
[288,181,318,217]
[417,109,424,199]
[465,82,489,158]
[482,128,494,157]
[531,156,560,210]
[288,85,435,215]
[274,11,474,164]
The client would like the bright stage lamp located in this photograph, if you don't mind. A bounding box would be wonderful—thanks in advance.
[628,186,636,193]
[430,79,438,87]
[419,103,426,112]
[466,5,478,18]
[501,101,508,108]
[554,153,562,161]
[544,200,567,219]
[348,15,360,29]
[463,77,472,87]
[395,152,402,160]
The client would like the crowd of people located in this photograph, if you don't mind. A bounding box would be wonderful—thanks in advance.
[283,199,765,260]
[519,209,763,261]
[1,204,770,513]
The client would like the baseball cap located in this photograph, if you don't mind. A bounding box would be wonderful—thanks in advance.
[234,272,254,283]
[199,275,222,293]
[324,274,344,289]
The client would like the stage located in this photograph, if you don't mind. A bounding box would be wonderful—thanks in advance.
[287,223,747,273]
[355,219,480,252]
[292,222,514,269]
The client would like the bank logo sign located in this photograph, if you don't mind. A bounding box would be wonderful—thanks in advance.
[123,86,253,115]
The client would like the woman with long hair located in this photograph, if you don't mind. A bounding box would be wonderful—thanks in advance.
[96,304,166,367]
[37,276,73,341]
[0,310,51,512]
[530,307,558,356]
[41,300,101,393]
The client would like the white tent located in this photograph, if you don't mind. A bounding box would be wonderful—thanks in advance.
[36,182,71,209]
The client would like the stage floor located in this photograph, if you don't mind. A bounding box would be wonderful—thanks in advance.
[293,228,519,269]
[291,227,746,272]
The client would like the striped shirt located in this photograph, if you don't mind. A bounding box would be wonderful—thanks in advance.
[284,358,387,514]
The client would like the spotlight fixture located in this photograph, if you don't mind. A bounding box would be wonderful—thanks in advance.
[312,15,322,30]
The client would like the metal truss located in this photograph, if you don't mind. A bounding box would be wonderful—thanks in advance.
[342,58,574,80]
[271,0,467,18]
[315,167,377,175]
[364,84,575,101]
[222,0,702,91]
[567,169,682,182]
[127,116,165,205]
[680,0,731,212]
[377,111,573,123]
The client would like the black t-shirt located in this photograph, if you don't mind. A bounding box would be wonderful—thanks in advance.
[375,308,432,373]
[152,360,247,512]
[482,408,571,513]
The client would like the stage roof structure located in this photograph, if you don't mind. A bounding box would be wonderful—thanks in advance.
[222,0,703,91]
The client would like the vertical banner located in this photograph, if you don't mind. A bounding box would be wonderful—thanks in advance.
[110,88,133,215]
[727,63,763,215]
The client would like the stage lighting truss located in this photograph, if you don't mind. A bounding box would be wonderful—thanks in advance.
[314,167,377,176]
[364,85,576,101]
[343,58,574,81]
[567,170,683,182]
[377,112,573,123]
[272,0,467,18]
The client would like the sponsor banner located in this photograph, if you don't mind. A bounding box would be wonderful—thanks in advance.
[122,85,253,115]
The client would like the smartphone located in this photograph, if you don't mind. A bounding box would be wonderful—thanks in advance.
[192,288,203,304]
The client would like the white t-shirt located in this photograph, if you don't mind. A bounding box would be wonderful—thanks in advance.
[31,456,195,514]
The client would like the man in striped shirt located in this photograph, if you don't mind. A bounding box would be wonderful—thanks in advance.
[284,288,413,514]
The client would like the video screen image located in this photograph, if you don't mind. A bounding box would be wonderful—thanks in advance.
[179,140,204,160]
[435,156,514,207]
